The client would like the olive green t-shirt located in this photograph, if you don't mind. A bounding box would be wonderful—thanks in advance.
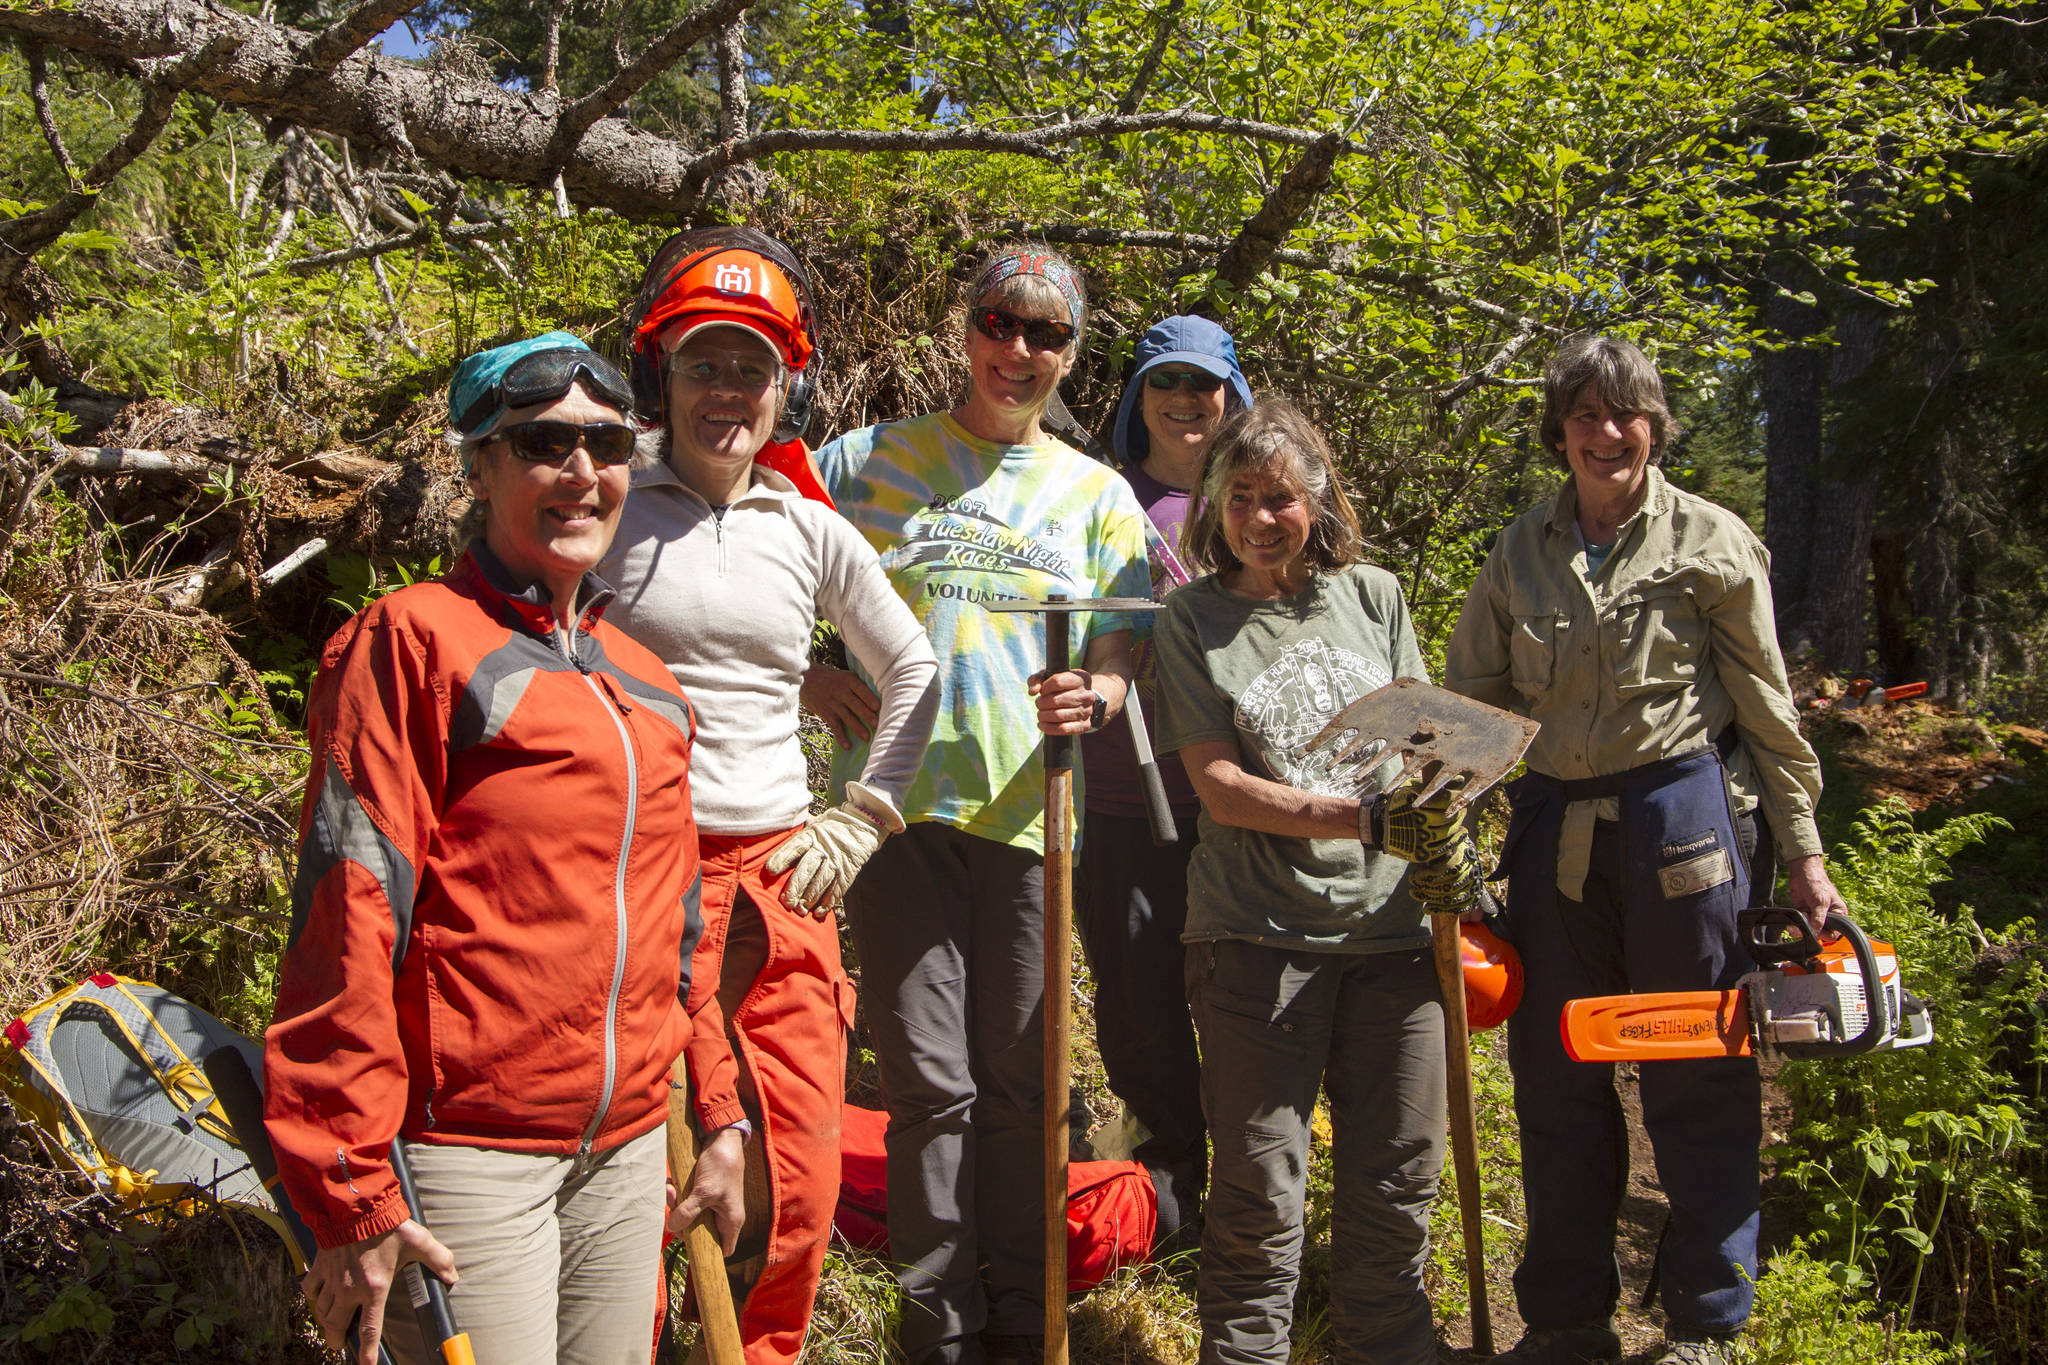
[1153,564,1431,953]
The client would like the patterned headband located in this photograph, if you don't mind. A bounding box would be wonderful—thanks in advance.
[971,249,1085,330]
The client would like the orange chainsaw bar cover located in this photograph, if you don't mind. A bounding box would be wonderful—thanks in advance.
[1560,991,1753,1063]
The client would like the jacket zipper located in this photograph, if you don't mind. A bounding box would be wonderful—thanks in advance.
[579,671,635,1154]
[570,609,637,1156]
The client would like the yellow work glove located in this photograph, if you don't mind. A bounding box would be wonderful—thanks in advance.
[766,781,906,917]
[1407,833,1483,918]
[1358,776,1463,864]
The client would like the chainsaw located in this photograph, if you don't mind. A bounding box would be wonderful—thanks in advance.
[1561,909,1935,1063]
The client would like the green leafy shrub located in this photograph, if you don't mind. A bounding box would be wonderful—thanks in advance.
[1775,800,2045,1359]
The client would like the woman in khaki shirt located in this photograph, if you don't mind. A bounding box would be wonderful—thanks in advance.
[1444,334,1845,1365]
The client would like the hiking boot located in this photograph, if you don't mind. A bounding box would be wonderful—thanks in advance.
[1491,1320,1623,1364]
[1654,1327,1743,1365]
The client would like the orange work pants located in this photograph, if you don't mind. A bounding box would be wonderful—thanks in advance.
[682,830,853,1365]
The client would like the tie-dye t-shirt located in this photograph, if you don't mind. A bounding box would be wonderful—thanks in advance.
[816,412,1152,853]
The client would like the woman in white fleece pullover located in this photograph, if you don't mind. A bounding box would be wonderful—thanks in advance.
[600,228,939,1365]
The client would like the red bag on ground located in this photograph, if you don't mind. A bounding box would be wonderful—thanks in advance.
[834,1103,1157,1292]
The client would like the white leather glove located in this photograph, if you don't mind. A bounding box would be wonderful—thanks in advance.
[765,781,905,917]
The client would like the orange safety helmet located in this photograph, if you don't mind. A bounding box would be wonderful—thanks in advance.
[631,242,813,373]
[1461,919,1523,1031]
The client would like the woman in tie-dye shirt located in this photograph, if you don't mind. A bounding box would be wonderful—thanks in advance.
[807,244,1150,1365]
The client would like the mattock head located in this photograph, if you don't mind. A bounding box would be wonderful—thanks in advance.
[1307,677,1542,810]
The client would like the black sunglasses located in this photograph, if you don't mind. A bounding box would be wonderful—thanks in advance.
[459,348,635,435]
[1144,369,1226,394]
[971,307,1076,352]
[490,420,638,467]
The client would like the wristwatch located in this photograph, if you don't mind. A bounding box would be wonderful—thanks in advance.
[1085,690,1107,732]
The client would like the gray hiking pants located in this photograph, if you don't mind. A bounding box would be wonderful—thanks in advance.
[846,820,1047,1357]
[1186,939,1445,1365]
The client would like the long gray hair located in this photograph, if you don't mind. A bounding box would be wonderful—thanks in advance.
[1183,397,1363,576]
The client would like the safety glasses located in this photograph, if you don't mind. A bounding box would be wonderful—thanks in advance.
[669,351,784,390]
[458,348,634,435]
[971,307,1077,352]
[1144,368,1226,394]
[490,420,638,467]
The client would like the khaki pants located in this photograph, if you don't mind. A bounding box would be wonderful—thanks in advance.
[378,1125,666,1365]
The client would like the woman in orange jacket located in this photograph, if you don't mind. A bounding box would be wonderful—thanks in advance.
[266,333,706,1365]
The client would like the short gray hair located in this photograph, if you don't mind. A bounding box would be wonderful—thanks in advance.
[1539,334,1676,467]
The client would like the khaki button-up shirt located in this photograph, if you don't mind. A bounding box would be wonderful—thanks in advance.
[1445,467,1824,899]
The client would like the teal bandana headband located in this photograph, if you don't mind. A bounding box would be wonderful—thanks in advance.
[971,249,1084,331]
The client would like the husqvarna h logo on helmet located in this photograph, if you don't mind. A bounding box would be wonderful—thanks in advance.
[713,262,753,295]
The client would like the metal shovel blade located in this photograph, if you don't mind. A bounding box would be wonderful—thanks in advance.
[1307,677,1540,811]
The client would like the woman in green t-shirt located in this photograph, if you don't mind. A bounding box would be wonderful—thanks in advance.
[1152,397,1466,1365]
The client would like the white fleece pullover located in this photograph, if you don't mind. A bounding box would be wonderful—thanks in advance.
[600,460,939,835]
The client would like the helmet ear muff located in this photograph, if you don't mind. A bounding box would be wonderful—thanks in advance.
[627,226,823,444]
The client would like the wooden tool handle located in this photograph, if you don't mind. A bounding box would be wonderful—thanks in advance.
[1044,765,1074,1365]
[667,1068,745,1365]
[1118,684,1178,847]
[1432,913,1494,1356]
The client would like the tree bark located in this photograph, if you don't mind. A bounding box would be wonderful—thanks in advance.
[1760,283,1824,652]
[1803,303,1884,673]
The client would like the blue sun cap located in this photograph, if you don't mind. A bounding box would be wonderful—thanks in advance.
[447,331,633,439]
[1111,315,1255,463]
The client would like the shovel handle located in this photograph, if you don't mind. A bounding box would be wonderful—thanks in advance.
[1433,912,1494,1356]
[387,1142,476,1365]
[667,1067,746,1365]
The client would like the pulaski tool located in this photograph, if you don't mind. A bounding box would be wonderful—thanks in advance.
[982,592,1162,1365]
[1562,908,1935,1063]
[1305,677,1542,1355]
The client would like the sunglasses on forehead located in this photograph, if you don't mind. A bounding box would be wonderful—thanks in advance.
[489,420,638,466]
[1144,369,1226,394]
[971,307,1077,352]
[458,348,635,435]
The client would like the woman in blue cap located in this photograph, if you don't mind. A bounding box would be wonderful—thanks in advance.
[266,332,708,1365]
[1078,315,1252,1240]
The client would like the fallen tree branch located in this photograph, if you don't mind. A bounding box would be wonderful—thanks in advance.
[552,0,757,157]
[280,218,512,274]
[300,0,425,76]
[1200,129,1346,311]
[25,44,79,184]
[0,0,1348,223]
[57,446,234,477]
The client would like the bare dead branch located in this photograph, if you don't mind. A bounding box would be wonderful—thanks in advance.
[715,15,747,140]
[539,0,570,93]
[25,44,79,184]
[301,0,427,76]
[58,446,235,477]
[1118,0,1184,115]
[1433,316,1545,408]
[677,108,1361,197]
[553,0,758,155]
[1202,129,1345,304]
[281,217,510,273]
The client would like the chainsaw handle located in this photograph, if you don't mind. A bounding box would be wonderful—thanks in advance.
[1822,911,1891,1055]
[1738,907,1823,965]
